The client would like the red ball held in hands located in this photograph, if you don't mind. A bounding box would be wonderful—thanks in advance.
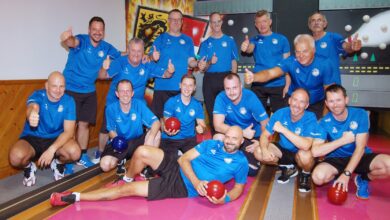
[165,117,181,131]
[327,185,348,205]
[206,180,225,199]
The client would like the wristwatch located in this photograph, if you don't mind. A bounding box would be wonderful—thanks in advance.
[343,170,352,176]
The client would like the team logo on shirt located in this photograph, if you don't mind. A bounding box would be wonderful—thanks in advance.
[272,38,278,44]
[239,107,247,115]
[295,68,300,74]
[131,113,137,121]
[349,121,358,130]
[294,127,302,135]
[44,103,48,110]
[166,39,171,45]
[189,109,195,117]
[87,47,92,54]
[283,121,288,126]
[58,105,64,113]
[179,39,186,45]
[222,41,227,47]
[324,117,331,122]
[176,107,181,113]
[124,67,129,74]
[332,127,338,133]
[208,42,213,48]
[257,39,264,44]
[139,68,145,76]
[116,116,122,123]
[98,50,104,58]
[224,158,233,164]
[226,105,233,113]
[312,68,320,77]
[320,42,327,49]
[211,149,216,155]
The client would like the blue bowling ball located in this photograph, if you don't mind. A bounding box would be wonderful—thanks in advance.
[112,136,128,153]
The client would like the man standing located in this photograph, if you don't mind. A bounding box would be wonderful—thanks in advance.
[99,80,160,174]
[245,34,336,119]
[161,75,206,155]
[198,12,238,132]
[60,16,121,168]
[312,84,390,199]
[213,74,269,176]
[241,10,291,113]
[50,126,248,206]
[149,9,198,121]
[9,72,80,186]
[95,38,174,163]
[255,89,319,192]
[308,12,362,84]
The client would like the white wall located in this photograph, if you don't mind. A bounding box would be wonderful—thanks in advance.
[0,0,126,80]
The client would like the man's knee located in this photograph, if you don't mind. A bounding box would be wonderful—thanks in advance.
[311,167,330,185]
[296,150,313,166]
[9,145,32,167]
[100,156,117,172]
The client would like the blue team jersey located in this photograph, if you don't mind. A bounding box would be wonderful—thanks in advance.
[105,99,158,140]
[266,107,319,153]
[250,33,290,87]
[197,34,238,73]
[180,140,249,197]
[315,32,346,84]
[21,90,76,139]
[150,33,195,91]
[106,56,166,105]
[162,94,204,139]
[63,34,121,93]
[213,89,268,137]
[278,56,336,104]
[318,107,372,158]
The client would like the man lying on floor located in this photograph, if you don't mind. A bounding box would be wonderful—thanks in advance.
[50,126,249,205]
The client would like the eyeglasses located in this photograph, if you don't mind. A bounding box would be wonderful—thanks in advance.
[211,20,222,25]
[168,18,182,23]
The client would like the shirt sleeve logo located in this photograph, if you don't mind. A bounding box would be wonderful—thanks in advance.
[98,50,104,58]
[139,68,145,76]
[320,42,327,49]
[189,109,195,117]
[58,105,64,113]
[222,41,227,47]
[239,107,247,115]
[131,113,137,121]
[272,38,278,45]
[179,39,186,45]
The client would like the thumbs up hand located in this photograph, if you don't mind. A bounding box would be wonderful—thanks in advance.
[103,55,111,70]
[241,35,250,52]
[152,45,160,62]
[210,52,218,64]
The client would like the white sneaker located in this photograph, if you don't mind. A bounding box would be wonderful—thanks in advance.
[51,159,65,181]
[23,162,37,187]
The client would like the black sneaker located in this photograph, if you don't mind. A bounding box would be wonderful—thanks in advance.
[277,166,298,184]
[298,172,311,192]
[116,159,126,176]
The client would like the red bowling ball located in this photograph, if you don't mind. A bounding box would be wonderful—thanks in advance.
[327,185,348,205]
[165,117,181,131]
[206,180,225,199]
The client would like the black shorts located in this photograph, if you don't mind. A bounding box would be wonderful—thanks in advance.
[147,152,188,200]
[21,136,56,161]
[251,85,288,113]
[160,137,197,155]
[321,153,378,175]
[307,99,324,120]
[101,133,146,161]
[274,142,297,165]
[151,90,180,119]
[66,90,97,124]
[241,138,261,176]
[99,106,108,133]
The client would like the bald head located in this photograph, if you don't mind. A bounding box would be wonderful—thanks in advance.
[223,126,244,153]
[46,71,65,102]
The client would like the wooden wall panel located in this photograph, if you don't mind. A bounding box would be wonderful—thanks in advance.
[0,80,110,179]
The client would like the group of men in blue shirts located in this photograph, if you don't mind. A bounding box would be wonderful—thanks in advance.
[9,8,390,206]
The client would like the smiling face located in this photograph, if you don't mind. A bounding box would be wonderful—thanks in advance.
[45,72,65,102]
[223,126,244,153]
[325,90,349,118]
[115,81,134,105]
[180,77,196,98]
[210,13,223,35]
[127,41,144,66]
[255,14,272,35]
[168,11,183,34]
[295,40,315,66]
[88,21,105,45]
[288,89,310,120]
